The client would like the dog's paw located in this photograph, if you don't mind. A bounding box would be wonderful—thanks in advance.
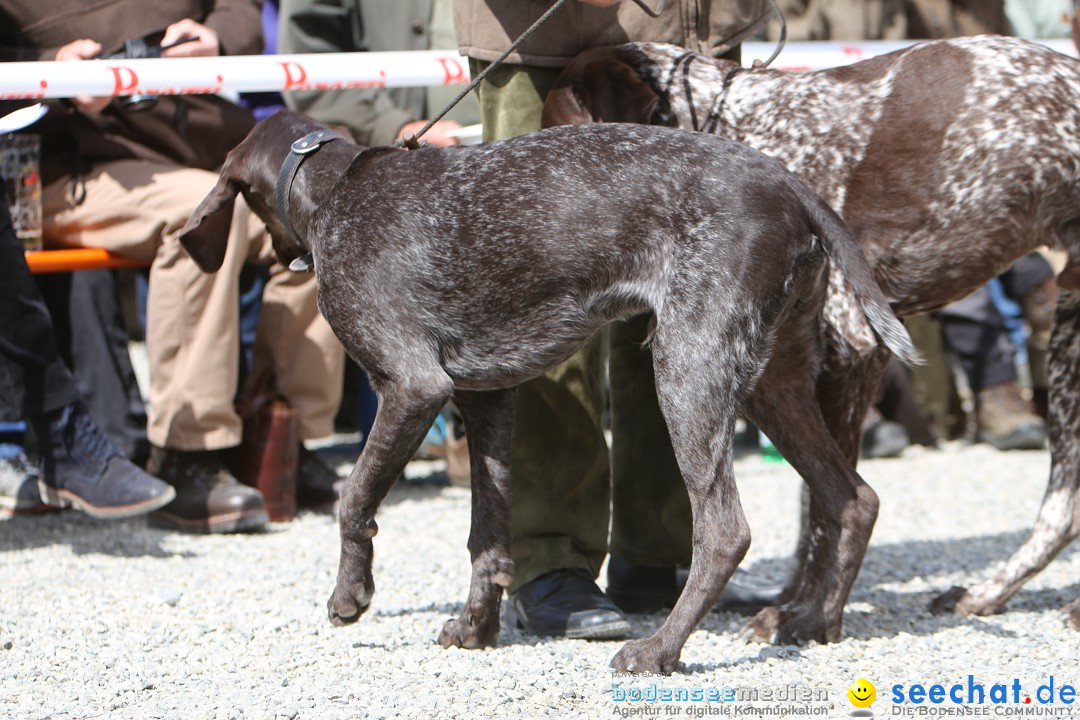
[327,581,374,626]
[746,606,781,643]
[927,586,967,616]
[437,613,499,650]
[929,585,1007,617]
[1064,598,1080,630]
[610,638,680,675]
[746,605,836,645]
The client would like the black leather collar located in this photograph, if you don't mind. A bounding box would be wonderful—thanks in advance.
[274,130,342,264]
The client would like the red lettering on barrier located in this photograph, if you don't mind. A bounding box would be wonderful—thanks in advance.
[842,46,865,62]
[437,58,468,85]
[107,66,139,95]
[0,91,45,99]
[281,62,308,90]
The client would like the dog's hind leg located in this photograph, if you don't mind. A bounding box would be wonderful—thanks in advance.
[438,388,517,649]
[609,313,758,673]
[742,324,880,645]
[328,370,453,626]
[777,337,892,607]
[931,289,1080,619]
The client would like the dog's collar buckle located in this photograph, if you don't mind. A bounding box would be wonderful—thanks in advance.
[291,130,338,155]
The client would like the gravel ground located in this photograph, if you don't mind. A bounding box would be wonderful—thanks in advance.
[2,441,1078,720]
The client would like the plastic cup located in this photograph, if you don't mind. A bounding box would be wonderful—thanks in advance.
[1,133,43,252]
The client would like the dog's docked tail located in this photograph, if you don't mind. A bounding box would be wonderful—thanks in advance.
[795,181,921,366]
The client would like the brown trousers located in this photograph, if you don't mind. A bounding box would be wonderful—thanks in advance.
[42,159,344,451]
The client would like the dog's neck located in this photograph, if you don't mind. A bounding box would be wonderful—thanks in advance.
[274,130,347,262]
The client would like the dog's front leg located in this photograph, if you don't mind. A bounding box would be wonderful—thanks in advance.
[438,388,516,650]
[329,375,453,626]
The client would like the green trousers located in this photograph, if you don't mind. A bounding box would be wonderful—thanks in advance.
[471,61,694,592]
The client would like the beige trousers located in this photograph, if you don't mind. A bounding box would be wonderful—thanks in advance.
[42,159,344,451]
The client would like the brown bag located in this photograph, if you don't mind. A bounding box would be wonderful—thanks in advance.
[226,375,300,523]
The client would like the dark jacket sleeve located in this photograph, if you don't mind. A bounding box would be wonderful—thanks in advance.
[204,0,266,55]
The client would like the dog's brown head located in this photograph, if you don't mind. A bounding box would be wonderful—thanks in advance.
[180,110,350,272]
[542,45,677,129]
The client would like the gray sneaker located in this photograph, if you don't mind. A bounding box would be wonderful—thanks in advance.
[0,452,47,514]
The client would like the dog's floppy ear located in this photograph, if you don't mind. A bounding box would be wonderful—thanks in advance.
[543,51,664,129]
[180,176,238,273]
[542,85,596,127]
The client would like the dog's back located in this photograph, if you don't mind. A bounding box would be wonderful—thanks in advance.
[556,37,1080,311]
[312,123,912,387]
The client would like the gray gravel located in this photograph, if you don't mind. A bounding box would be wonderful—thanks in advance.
[2,442,1078,719]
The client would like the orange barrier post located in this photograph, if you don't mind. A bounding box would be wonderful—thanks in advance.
[25,248,150,274]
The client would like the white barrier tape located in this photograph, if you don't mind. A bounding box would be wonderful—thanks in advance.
[741,38,1077,70]
[0,40,1075,100]
[0,50,469,100]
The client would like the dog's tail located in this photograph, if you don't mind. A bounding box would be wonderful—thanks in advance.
[797,182,922,367]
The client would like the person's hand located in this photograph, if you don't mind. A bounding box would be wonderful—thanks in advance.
[578,0,622,6]
[55,39,102,62]
[397,119,462,148]
[54,39,112,114]
[160,19,220,57]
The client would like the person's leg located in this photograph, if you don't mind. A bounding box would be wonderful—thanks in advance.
[606,315,785,613]
[607,314,693,610]
[0,202,172,517]
[472,59,627,638]
[0,420,41,514]
[42,160,266,530]
[938,285,1046,450]
[0,201,71,512]
[37,269,150,463]
[999,252,1057,418]
[874,356,938,447]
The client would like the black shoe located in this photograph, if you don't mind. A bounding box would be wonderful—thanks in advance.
[606,561,681,613]
[146,446,268,533]
[861,420,910,459]
[607,560,785,615]
[0,451,48,514]
[709,568,785,613]
[32,402,175,519]
[297,446,342,511]
[508,569,631,639]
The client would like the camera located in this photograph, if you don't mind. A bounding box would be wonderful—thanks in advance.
[103,37,164,61]
[102,34,199,110]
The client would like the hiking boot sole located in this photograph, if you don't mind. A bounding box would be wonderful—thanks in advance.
[37,481,176,520]
[147,507,270,534]
[979,426,1047,451]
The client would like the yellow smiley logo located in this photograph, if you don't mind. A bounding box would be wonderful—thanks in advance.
[848,679,876,708]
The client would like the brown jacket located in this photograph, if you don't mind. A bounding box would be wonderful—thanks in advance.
[904,0,1010,37]
[0,0,264,181]
[453,0,773,67]
[770,0,908,40]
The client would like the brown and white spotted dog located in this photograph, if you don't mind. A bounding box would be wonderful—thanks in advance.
[544,35,1080,633]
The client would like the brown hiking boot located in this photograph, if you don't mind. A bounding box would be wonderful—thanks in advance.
[975,382,1047,451]
[146,446,269,533]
